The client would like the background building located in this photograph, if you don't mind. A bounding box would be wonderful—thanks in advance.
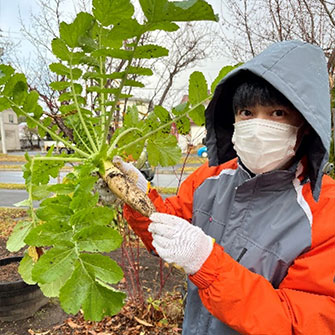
[0,109,21,152]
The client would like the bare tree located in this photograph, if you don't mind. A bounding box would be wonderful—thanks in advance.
[145,22,219,111]
[4,0,220,124]
[219,0,335,85]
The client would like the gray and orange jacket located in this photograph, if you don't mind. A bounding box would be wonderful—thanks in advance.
[124,40,335,334]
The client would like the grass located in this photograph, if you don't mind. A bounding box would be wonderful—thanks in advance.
[0,183,26,190]
[0,164,24,170]
[0,154,27,162]
[155,186,177,194]
[179,155,206,165]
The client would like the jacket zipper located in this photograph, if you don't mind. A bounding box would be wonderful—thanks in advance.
[236,248,248,263]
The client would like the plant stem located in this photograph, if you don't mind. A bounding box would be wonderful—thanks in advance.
[118,94,213,153]
[98,29,107,150]
[28,158,38,225]
[69,59,98,153]
[107,127,143,156]
[101,36,141,148]
[33,156,85,162]
[68,118,94,154]
[7,98,90,158]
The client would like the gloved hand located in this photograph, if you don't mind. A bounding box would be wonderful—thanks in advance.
[112,156,149,193]
[148,212,214,274]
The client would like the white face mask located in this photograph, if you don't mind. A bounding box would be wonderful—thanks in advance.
[231,119,300,174]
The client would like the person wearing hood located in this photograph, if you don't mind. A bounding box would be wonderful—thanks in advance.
[117,40,335,334]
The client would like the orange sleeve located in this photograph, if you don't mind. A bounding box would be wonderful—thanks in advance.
[123,161,230,252]
[189,180,335,335]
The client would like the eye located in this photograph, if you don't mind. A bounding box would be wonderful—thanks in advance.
[272,109,286,117]
[238,109,253,117]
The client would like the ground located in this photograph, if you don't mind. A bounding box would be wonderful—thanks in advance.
[0,210,187,335]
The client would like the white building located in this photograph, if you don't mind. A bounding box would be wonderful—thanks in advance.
[0,109,21,152]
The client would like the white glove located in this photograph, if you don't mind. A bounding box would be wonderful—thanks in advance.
[112,156,149,193]
[148,212,214,274]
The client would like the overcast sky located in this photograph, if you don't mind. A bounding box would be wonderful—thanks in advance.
[0,0,233,96]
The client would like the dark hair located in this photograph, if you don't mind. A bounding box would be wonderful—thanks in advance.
[232,76,296,114]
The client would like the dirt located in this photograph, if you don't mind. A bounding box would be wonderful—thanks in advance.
[0,234,187,335]
[0,262,22,282]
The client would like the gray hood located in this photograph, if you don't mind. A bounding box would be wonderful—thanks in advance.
[205,40,331,201]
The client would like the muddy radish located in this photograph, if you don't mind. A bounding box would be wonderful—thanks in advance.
[102,161,156,217]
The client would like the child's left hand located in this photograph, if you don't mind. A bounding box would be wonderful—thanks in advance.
[148,212,214,274]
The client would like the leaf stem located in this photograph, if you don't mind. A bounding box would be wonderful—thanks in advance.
[27,157,38,226]
[68,117,94,154]
[98,29,107,149]
[33,156,85,162]
[69,59,98,153]
[107,127,143,156]
[7,98,90,158]
[118,95,213,153]
[101,36,141,148]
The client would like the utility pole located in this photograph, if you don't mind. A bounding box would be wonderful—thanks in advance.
[0,112,7,154]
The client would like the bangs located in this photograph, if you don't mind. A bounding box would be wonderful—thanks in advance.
[232,77,295,113]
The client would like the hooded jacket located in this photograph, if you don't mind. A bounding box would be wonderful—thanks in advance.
[124,40,335,335]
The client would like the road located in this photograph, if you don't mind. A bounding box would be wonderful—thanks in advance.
[0,170,188,207]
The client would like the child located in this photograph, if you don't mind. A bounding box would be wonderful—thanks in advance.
[117,40,335,335]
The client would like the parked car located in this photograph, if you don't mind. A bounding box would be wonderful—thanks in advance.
[197,146,208,158]
[43,140,74,154]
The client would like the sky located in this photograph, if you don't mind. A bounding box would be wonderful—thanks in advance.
[0,0,233,98]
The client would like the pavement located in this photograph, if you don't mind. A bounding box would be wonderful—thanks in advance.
[0,151,195,207]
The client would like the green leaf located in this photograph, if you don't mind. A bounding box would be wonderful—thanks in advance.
[32,184,51,200]
[18,253,36,285]
[146,105,171,134]
[3,73,27,103]
[59,259,125,321]
[59,262,91,315]
[0,64,15,85]
[108,19,143,40]
[6,221,33,252]
[71,68,83,80]
[70,207,116,226]
[80,253,123,284]
[14,199,30,207]
[172,102,191,135]
[70,175,99,211]
[74,226,122,252]
[133,45,169,59]
[25,154,65,186]
[48,183,76,195]
[36,203,73,224]
[147,135,181,166]
[92,0,134,26]
[32,246,77,284]
[23,90,43,122]
[0,97,11,112]
[146,21,179,32]
[189,71,208,105]
[91,48,132,60]
[127,66,153,76]
[124,105,139,127]
[81,282,125,321]
[39,271,72,298]
[49,81,71,91]
[139,0,218,23]
[25,221,73,247]
[189,104,205,126]
[51,38,71,61]
[60,12,94,48]
[49,63,70,76]
[124,79,144,88]
[210,64,241,93]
